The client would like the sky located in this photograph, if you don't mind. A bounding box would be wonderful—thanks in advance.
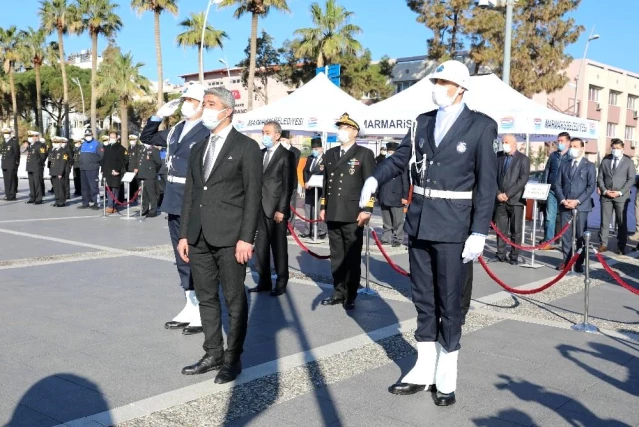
[2,0,638,84]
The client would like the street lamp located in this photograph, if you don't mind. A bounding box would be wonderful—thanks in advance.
[475,0,516,85]
[71,77,85,119]
[573,28,600,116]
[219,58,231,79]
[200,0,224,85]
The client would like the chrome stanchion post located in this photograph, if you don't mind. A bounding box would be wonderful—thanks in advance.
[571,231,598,333]
[101,178,107,219]
[571,209,578,273]
[358,224,378,296]
[121,181,135,221]
[313,187,318,242]
[138,180,145,222]
[522,199,542,269]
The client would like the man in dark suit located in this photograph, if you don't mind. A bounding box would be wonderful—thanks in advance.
[177,87,262,384]
[540,133,571,250]
[1,127,20,201]
[137,144,162,217]
[360,60,497,406]
[319,113,376,310]
[494,134,531,265]
[301,137,327,238]
[102,132,127,214]
[597,138,635,255]
[554,137,596,272]
[141,83,211,335]
[375,145,387,165]
[281,130,301,232]
[249,122,294,297]
[377,142,409,247]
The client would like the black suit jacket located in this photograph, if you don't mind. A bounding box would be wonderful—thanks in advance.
[180,127,263,247]
[303,154,325,204]
[553,157,596,213]
[378,169,409,207]
[262,144,294,218]
[137,146,162,180]
[496,150,530,206]
[374,106,498,242]
[1,137,20,170]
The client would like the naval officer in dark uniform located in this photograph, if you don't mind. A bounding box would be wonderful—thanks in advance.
[1,127,20,201]
[301,137,327,238]
[361,60,497,406]
[140,83,210,335]
[49,136,70,207]
[25,131,48,205]
[319,113,376,310]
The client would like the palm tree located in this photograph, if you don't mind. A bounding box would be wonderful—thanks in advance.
[97,51,149,143]
[293,0,362,67]
[20,27,48,134]
[176,12,228,84]
[0,26,21,135]
[77,0,123,136]
[39,0,81,138]
[218,0,290,111]
[130,0,178,108]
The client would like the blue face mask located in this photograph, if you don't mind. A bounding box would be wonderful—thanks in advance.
[311,149,320,158]
[262,135,273,148]
[557,143,566,151]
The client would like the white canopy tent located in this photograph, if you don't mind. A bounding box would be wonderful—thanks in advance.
[363,74,599,141]
[233,72,370,137]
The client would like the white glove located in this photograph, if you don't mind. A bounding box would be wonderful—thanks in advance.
[359,177,378,208]
[156,99,181,118]
[462,234,486,264]
[297,184,304,198]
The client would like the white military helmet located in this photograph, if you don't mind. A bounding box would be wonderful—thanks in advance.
[429,60,470,90]
[181,83,205,104]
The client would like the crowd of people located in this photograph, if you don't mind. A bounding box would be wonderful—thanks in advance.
[2,58,639,410]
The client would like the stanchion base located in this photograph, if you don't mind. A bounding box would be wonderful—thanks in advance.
[571,323,598,333]
[521,263,543,269]
[357,287,379,297]
[121,216,137,221]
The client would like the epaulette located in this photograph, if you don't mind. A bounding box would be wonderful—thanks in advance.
[320,197,326,206]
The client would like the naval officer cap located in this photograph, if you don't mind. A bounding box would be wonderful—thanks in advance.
[128,134,139,140]
[84,128,93,137]
[101,135,109,142]
[181,83,205,103]
[27,130,40,136]
[310,137,322,148]
[429,60,470,90]
[2,127,11,133]
[335,112,360,131]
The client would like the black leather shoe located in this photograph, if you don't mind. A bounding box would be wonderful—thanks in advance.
[77,205,89,209]
[318,234,327,240]
[146,212,158,218]
[50,203,58,207]
[321,297,344,306]
[509,259,519,266]
[26,200,34,204]
[299,233,311,238]
[90,204,100,210]
[434,391,456,406]
[616,249,625,255]
[574,264,584,273]
[496,255,507,262]
[181,354,223,375]
[248,286,270,293]
[389,383,436,395]
[34,201,43,205]
[182,326,204,335]
[270,288,286,297]
[343,300,355,310]
[392,242,401,247]
[214,361,242,384]
[165,321,189,330]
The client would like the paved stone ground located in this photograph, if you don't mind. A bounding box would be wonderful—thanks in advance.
[1,179,638,427]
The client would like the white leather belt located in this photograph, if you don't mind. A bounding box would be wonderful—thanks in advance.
[167,175,186,184]
[413,186,472,200]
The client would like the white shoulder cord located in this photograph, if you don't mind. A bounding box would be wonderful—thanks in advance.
[408,119,426,186]
[164,119,184,173]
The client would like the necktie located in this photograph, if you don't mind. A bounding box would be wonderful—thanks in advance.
[612,158,618,171]
[310,157,317,170]
[571,160,578,177]
[340,149,345,158]
[202,135,219,180]
[503,155,512,173]
[263,149,271,171]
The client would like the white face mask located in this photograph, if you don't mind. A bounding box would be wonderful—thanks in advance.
[337,129,352,144]
[181,102,200,119]
[85,136,92,141]
[53,143,61,149]
[28,137,35,143]
[611,149,623,159]
[109,138,117,145]
[202,108,227,130]
[502,143,511,154]
[432,84,461,108]
[129,140,136,145]
[2,133,10,139]
[569,147,582,158]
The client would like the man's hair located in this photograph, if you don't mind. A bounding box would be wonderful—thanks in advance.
[205,87,236,111]
[610,138,624,148]
[558,132,571,140]
[109,131,118,137]
[264,121,282,135]
[570,137,585,147]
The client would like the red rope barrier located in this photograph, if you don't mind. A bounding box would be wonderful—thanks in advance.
[290,205,323,223]
[478,251,582,295]
[106,185,141,207]
[595,252,639,296]
[490,220,572,251]
[287,223,330,260]
[371,230,410,277]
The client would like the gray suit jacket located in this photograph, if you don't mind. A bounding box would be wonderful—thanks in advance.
[597,154,636,202]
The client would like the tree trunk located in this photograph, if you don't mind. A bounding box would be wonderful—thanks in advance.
[198,45,203,84]
[91,32,98,135]
[247,12,259,111]
[154,11,164,108]
[57,28,69,137]
[317,53,324,68]
[9,68,17,135]
[120,100,128,145]
[35,63,43,135]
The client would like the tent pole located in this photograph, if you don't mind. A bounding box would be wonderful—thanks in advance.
[525,133,530,157]
[322,131,327,152]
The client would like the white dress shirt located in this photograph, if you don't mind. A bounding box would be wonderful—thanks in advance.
[339,142,355,157]
[205,123,234,168]
[263,143,281,168]
[178,118,201,144]
[434,102,465,147]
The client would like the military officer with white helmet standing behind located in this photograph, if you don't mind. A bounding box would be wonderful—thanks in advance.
[140,83,211,335]
[360,60,497,406]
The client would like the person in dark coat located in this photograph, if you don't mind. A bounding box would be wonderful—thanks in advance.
[301,137,327,238]
[137,143,162,217]
[281,130,301,232]
[25,131,48,205]
[78,129,104,210]
[72,137,82,196]
[49,136,70,207]
[62,137,73,199]
[377,142,409,246]
[122,134,141,200]
[1,127,20,201]
[102,132,127,214]
[375,146,387,165]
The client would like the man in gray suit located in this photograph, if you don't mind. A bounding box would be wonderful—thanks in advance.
[554,138,596,273]
[597,139,636,255]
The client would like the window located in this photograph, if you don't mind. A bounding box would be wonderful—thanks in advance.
[628,95,637,110]
[606,123,617,138]
[608,91,620,106]
[588,85,600,102]
[395,80,417,94]
[625,126,635,140]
